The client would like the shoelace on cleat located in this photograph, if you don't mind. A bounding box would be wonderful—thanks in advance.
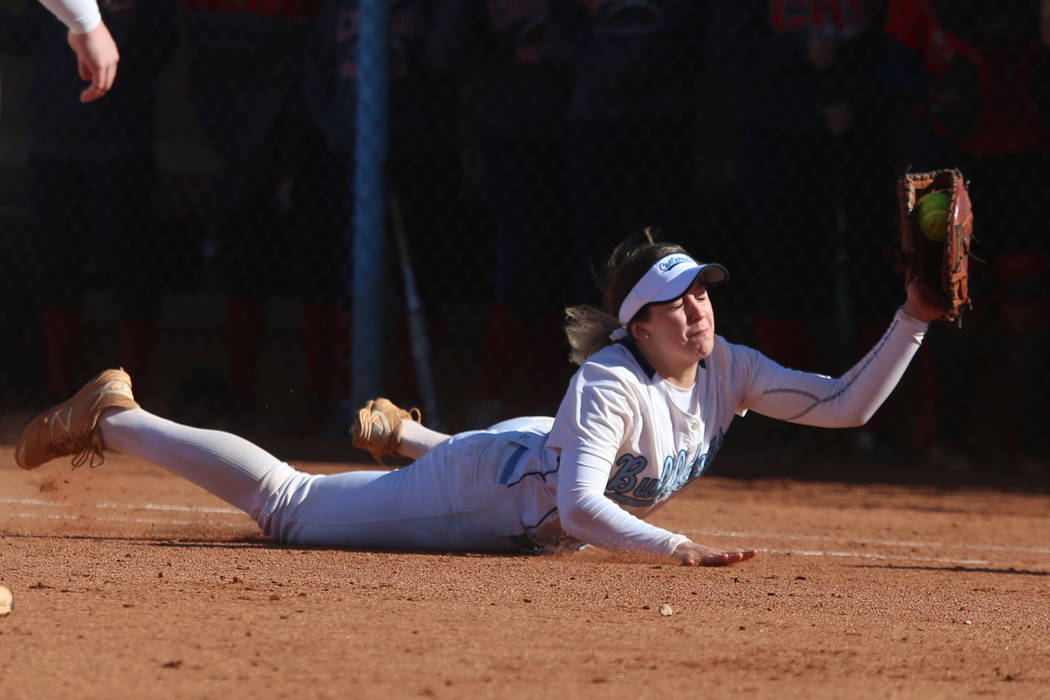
[47,432,105,469]
[44,403,106,469]
[70,444,106,469]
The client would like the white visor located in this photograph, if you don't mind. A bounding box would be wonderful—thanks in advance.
[610,254,729,340]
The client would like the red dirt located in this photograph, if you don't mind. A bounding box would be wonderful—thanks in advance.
[1,447,1048,699]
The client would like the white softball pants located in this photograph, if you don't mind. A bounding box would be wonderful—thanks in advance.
[99,409,532,552]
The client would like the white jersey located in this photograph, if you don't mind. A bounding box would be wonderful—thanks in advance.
[500,308,929,557]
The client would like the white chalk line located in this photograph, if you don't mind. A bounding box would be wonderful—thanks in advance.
[755,548,990,567]
[0,497,240,514]
[0,497,248,528]
[5,512,248,527]
[686,528,1050,556]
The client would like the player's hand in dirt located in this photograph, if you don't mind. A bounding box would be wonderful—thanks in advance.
[902,279,946,324]
[673,541,756,567]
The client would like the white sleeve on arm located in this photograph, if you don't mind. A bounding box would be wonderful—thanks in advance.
[37,0,101,34]
[744,308,928,427]
[556,447,690,557]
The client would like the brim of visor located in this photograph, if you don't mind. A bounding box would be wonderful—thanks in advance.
[650,262,730,305]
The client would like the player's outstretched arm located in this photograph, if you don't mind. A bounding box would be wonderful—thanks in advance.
[673,540,757,567]
[67,20,119,102]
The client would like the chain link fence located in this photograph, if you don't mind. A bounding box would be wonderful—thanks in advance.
[0,1,1047,477]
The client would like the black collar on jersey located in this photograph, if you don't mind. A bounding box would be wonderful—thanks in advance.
[615,339,706,382]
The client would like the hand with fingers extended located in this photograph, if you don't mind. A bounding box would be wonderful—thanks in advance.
[673,540,757,567]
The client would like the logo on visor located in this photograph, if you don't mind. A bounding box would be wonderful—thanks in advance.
[658,255,691,272]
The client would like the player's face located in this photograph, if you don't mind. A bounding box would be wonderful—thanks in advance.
[644,280,716,362]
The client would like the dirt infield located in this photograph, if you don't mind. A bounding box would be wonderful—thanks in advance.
[1,446,1048,700]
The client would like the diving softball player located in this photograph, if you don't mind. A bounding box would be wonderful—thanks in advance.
[15,233,943,565]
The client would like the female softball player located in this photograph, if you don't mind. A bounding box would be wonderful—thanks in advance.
[15,233,943,566]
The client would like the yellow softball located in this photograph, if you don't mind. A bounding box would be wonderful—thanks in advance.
[916,192,951,243]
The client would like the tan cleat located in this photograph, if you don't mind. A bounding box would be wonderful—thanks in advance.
[350,397,421,462]
[16,368,140,470]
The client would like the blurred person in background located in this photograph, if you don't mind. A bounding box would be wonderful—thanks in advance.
[706,1,895,455]
[0,0,177,404]
[707,1,891,373]
[427,0,573,424]
[181,0,325,427]
[303,0,467,418]
[549,1,707,308]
